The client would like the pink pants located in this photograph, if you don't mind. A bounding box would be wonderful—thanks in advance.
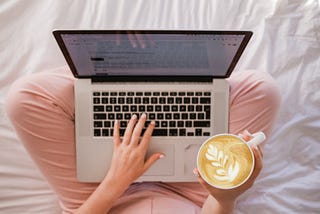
[5,67,280,213]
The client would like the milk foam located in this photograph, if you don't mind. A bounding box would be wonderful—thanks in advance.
[199,135,253,188]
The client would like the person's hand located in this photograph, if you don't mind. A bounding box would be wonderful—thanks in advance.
[105,113,163,188]
[194,130,263,204]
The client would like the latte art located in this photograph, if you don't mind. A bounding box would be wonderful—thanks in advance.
[198,135,253,189]
[205,144,240,182]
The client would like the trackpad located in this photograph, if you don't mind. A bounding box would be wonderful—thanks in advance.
[144,144,174,176]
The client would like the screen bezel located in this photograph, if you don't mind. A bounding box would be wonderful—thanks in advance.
[53,30,253,81]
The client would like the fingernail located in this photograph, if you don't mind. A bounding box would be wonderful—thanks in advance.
[150,120,155,125]
[245,130,253,137]
[132,114,137,119]
[141,113,146,119]
[238,133,244,139]
[159,154,165,159]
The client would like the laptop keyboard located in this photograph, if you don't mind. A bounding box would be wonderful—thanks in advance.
[92,91,212,137]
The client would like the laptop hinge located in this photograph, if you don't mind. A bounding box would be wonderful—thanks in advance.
[91,76,214,83]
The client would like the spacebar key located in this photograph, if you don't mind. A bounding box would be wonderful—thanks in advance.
[152,129,168,136]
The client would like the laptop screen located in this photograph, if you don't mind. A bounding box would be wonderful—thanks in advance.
[53,30,252,79]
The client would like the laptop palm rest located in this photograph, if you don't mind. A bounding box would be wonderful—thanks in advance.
[144,144,174,176]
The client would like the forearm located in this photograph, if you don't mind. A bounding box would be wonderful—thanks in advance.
[201,195,235,214]
[75,176,129,214]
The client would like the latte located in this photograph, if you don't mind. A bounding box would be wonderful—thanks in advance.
[197,135,254,189]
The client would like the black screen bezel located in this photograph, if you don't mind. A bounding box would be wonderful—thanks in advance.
[53,30,253,82]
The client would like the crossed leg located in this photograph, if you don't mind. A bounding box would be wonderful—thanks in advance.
[5,67,280,213]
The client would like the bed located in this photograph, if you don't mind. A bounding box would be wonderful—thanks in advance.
[1,0,319,213]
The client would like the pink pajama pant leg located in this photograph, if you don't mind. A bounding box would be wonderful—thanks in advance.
[5,68,280,213]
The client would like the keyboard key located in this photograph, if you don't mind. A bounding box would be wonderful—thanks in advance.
[200,97,211,104]
[151,97,158,104]
[120,121,127,128]
[177,121,184,127]
[161,121,168,127]
[139,105,146,112]
[187,132,194,136]
[116,113,123,120]
[155,105,162,112]
[122,105,129,112]
[94,129,101,136]
[93,105,104,112]
[157,113,164,120]
[102,129,109,136]
[94,121,103,127]
[104,121,111,127]
[179,129,186,136]
[94,113,106,120]
[106,106,113,112]
[195,129,202,136]
[169,121,176,127]
[93,98,100,104]
[194,121,210,127]
[114,105,121,112]
[169,129,178,136]
[203,132,211,136]
[152,129,168,136]
[108,113,115,120]
[192,97,198,104]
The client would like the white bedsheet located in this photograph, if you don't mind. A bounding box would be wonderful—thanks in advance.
[1,0,319,213]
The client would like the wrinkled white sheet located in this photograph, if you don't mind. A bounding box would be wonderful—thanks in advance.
[1,0,319,213]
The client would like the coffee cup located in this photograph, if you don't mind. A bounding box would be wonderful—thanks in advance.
[197,132,266,189]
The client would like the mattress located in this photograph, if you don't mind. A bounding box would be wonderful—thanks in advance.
[0,0,319,213]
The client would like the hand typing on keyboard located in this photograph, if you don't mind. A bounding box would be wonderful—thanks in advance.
[105,113,164,187]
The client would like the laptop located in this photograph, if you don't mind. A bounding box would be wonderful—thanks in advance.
[53,30,252,182]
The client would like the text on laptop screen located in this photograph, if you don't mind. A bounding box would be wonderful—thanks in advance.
[60,32,247,77]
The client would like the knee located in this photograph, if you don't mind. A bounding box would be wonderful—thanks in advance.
[230,70,281,112]
[5,75,36,123]
[248,70,281,112]
[228,70,282,136]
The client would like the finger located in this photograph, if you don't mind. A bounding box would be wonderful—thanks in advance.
[127,32,137,48]
[143,153,164,172]
[135,33,146,48]
[123,114,138,144]
[113,120,121,146]
[139,120,155,151]
[241,130,253,141]
[249,145,263,181]
[130,113,147,146]
[193,168,214,192]
[257,145,264,158]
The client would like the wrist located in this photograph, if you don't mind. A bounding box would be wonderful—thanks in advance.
[212,195,236,213]
[102,174,131,196]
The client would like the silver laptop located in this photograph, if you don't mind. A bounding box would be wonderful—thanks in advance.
[53,30,252,182]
